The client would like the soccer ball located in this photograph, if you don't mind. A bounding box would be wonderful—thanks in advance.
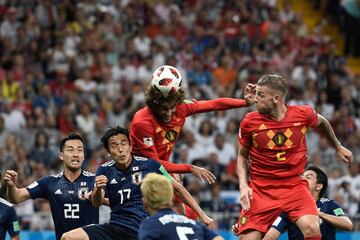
[152,65,182,97]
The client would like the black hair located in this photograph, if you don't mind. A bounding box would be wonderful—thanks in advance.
[59,133,84,152]
[101,126,130,151]
[307,166,328,198]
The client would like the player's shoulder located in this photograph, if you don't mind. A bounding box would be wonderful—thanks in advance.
[288,104,315,115]
[319,197,331,204]
[0,197,14,208]
[241,111,262,124]
[101,160,116,168]
[49,171,64,178]
[133,155,150,162]
[82,170,95,177]
[132,107,153,123]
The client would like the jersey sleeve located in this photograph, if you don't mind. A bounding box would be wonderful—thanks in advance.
[328,200,346,217]
[302,105,318,127]
[158,165,173,183]
[26,176,51,199]
[6,207,20,237]
[131,121,160,160]
[271,212,289,234]
[184,98,248,116]
[238,115,252,147]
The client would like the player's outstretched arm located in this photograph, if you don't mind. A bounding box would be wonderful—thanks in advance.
[318,212,353,231]
[4,170,31,203]
[316,114,353,165]
[171,180,215,228]
[92,175,107,207]
[237,142,252,211]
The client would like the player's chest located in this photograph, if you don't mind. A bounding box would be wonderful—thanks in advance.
[251,123,308,150]
[50,180,91,203]
[153,121,183,145]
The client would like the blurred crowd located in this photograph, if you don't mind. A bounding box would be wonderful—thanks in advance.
[0,0,359,231]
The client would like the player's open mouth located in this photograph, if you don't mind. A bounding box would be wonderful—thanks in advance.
[71,160,80,164]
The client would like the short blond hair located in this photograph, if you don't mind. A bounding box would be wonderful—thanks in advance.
[141,173,173,210]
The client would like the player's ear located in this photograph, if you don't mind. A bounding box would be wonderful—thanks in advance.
[273,95,279,103]
[59,152,64,161]
[316,183,323,192]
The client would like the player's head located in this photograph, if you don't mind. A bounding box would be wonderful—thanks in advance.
[145,65,186,123]
[59,133,85,171]
[302,166,328,199]
[255,74,288,115]
[140,173,173,214]
[101,126,132,168]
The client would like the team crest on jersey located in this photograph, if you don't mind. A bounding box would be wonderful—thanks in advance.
[78,187,89,200]
[240,216,248,225]
[132,171,142,185]
[165,130,178,142]
[273,131,287,147]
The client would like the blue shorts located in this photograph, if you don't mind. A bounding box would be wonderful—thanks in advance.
[83,223,137,240]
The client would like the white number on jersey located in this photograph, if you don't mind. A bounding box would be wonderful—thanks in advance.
[64,203,80,219]
[176,226,195,240]
[118,189,131,204]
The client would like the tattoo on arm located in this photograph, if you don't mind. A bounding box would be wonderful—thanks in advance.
[317,114,341,148]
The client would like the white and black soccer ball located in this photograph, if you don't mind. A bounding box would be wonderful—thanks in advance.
[151,65,182,97]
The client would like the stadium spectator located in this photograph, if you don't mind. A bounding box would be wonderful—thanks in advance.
[4,133,99,240]
[138,173,223,240]
[61,126,213,240]
[236,74,352,239]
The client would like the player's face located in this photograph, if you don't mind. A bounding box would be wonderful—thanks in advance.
[60,139,84,171]
[254,85,276,115]
[107,134,132,168]
[302,170,318,194]
[155,103,177,123]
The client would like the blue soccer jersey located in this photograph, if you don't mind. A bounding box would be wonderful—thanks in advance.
[96,156,172,234]
[0,198,20,239]
[138,208,218,240]
[272,198,346,240]
[26,170,99,240]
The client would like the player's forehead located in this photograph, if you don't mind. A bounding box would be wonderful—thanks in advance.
[158,102,176,110]
[108,134,129,144]
[303,170,316,178]
[63,139,83,149]
[256,85,274,95]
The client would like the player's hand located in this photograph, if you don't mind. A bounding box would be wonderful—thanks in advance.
[231,223,239,236]
[95,175,108,189]
[240,184,253,211]
[244,83,256,105]
[191,165,216,184]
[336,145,353,165]
[200,214,216,229]
[4,170,18,187]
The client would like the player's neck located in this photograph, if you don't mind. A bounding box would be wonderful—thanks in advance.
[270,104,287,121]
[64,168,82,182]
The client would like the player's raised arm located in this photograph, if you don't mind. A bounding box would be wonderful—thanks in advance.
[171,179,215,228]
[4,170,31,203]
[92,175,108,207]
[188,83,256,115]
[316,113,353,165]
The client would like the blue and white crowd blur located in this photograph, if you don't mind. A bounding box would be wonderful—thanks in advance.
[0,0,359,232]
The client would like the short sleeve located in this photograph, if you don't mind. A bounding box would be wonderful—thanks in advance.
[238,116,251,147]
[328,200,346,217]
[302,105,318,127]
[6,207,20,237]
[26,176,50,199]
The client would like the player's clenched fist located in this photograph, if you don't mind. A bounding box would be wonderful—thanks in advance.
[4,170,18,187]
[95,175,108,189]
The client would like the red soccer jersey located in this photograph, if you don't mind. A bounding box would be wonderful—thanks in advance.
[130,98,247,173]
[238,105,318,180]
